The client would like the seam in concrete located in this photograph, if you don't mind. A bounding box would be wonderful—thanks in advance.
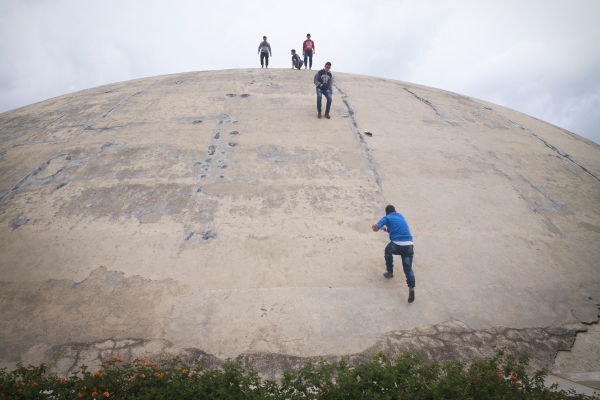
[403,88,440,116]
[102,90,145,118]
[0,153,67,203]
[334,83,383,190]
[508,120,600,185]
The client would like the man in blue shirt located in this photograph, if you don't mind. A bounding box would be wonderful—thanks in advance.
[372,205,416,303]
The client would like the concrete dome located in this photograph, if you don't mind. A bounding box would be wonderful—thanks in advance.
[0,69,598,381]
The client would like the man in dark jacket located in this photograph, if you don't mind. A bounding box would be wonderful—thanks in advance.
[313,62,332,119]
[372,205,416,303]
[291,49,303,70]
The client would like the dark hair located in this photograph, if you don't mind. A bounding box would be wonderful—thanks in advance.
[385,205,396,215]
[325,62,331,66]
[291,49,296,54]
[263,36,267,39]
[307,33,311,36]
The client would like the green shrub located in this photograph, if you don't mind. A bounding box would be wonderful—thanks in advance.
[0,349,594,399]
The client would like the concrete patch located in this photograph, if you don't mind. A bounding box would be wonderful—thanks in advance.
[139,211,162,224]
[9,217,28,230]
[5,319,583,380]
[0,266,192,368]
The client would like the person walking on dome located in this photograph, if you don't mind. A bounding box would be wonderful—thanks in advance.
[314,62,332,119]
[291,50,304,70]
[372,205,416,303]
[258,36,272,68]
[303,33,315,70]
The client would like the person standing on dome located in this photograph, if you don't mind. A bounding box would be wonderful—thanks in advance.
[314,62,333,119]
[303,33,315,70]
[372,205,416,303]
[258,36,272,68]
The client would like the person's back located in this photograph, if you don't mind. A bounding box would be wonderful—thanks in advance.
[379,212,413,243]
[372,205,416,303]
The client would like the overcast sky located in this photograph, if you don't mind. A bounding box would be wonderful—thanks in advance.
[1,0,599,144]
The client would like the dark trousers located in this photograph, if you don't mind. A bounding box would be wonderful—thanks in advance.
[303,50,313,68]
[316,87,332,114]
[260,52,269,66]
[384,242,415,288]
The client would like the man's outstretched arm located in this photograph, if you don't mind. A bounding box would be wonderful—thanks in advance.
[372,223,387,232]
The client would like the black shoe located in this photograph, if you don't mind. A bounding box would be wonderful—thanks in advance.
[325,113,330,119]
[383,272,393,278]
[408,288,415,303]
[318,112,322,119]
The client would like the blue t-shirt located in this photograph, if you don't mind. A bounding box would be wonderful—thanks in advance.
[377,212,413,242]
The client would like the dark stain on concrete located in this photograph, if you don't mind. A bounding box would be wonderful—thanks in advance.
[53,182,68,190]
[226,94,236,97]
[59,183,217,223]
[217,114,238,125]
[542,218,564,236]
[201,228,218,241]
[579,222,600,234]
[184,231,194,241]
[9,217,29,230]
[207,145,217,156]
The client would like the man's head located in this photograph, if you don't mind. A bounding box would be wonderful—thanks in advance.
[324,62,331,72]
[291,49,296,54]
[307,33,311,38]
[263,36,267,41]
[385,205,396,215]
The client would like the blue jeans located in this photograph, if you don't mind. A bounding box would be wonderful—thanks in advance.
[385,242,415,288]
[316,87,332,114]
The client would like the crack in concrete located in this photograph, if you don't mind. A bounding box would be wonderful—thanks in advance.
[84,124,128,132]
[509,120,600,185]
[334,83,383,190]
[0,153,67,203]
[404,88,440,116]
[102,90,145,118]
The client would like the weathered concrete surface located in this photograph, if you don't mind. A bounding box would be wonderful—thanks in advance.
[0,69,599,378]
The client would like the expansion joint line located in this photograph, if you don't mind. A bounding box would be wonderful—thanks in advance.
[333,83,384,192]
[403,88,440,116]
[103,90,145,118]
[508,120,600,185]
[0,153,67,203]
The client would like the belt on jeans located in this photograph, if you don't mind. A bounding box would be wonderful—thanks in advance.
[409,245,414,248]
